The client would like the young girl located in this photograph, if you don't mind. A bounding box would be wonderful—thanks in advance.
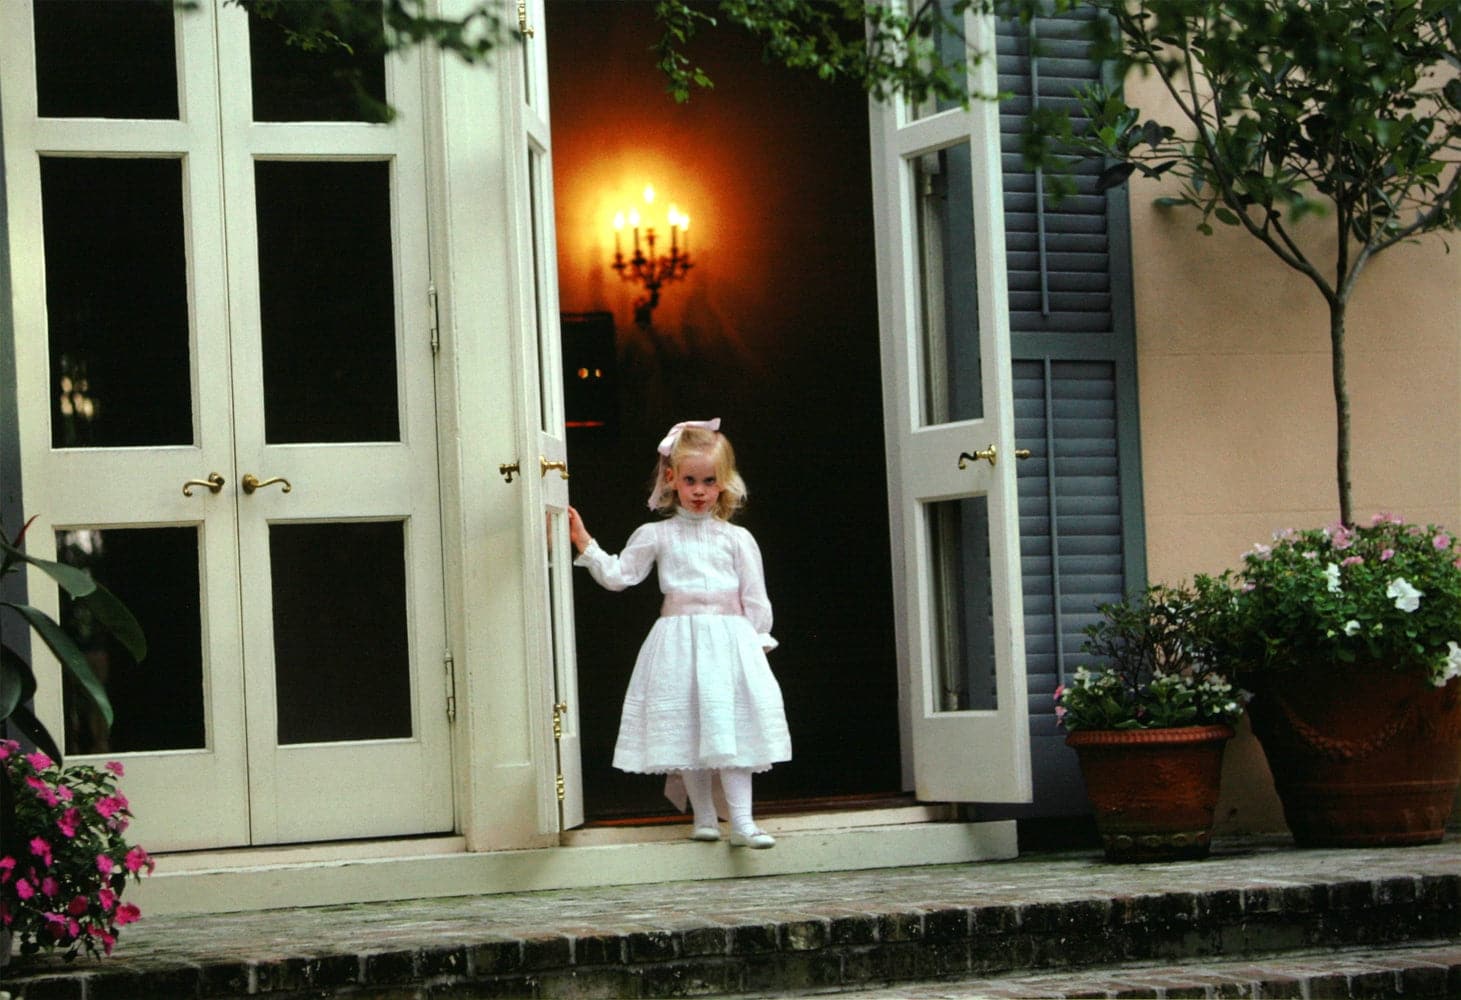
[567,418,790,849]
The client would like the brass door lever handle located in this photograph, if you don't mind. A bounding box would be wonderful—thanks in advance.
[242,473,292,494]
[957,445,1031,469]
[182,472,225,497]
[540,457,569,480]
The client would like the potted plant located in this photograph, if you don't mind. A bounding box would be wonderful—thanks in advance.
[2,515,148,965]
[1199,513,1461,847]
[1056,583,1245,863]
[0,742,154,962]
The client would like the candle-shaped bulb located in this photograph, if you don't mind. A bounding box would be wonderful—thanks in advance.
[613,211,625,230]
[643,184,655,205]
[627,208,640,227]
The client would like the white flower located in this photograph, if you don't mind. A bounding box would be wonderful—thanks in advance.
[1343,620,1361,636]
[1438,641,1461,687]
[1386,577,1423,613]
[1324,563,1342,593]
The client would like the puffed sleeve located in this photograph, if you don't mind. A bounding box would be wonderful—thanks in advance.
[733,527,778,652]
[573,522,658,591]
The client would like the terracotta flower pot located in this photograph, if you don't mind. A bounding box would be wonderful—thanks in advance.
[1245,668,1461,847]
[1066,724,1234,863]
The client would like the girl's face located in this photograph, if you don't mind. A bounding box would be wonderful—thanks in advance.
[667,451,722,514]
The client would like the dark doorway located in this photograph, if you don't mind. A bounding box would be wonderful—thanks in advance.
[547,2,902,820]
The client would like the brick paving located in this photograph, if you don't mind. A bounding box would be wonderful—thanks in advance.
[1,835,1458,999]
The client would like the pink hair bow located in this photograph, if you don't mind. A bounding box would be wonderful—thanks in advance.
[656,418,721,456]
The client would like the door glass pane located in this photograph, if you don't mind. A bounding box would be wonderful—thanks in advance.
[247,2,388,123]
[34,0,179,120]
[270,521,411,744]
[56,527,204,755]
[41,157,192,448]
[529,151,551,432]
[255,160,400,444]
[906,0,968,122]
[915,144,983,426]
[926,496,997,713]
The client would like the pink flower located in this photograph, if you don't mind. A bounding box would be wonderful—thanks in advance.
[15,878,35,901]
[67,894,90,917]
[56,784,73,802]
[0,856,14,883]
[98,886,117,912]
[30,836,53,867]
[96,854,115,876]
[105,761,125,777]
[0,738,17,759]
[1381,548,1396,562]
[24,750,53,771]
[40,876,60,897]
[124,846,153,875]
[1434,534,1451,550]
[56,807,82,838]
[26,775,60,807]
[95,795,127,819]
[113,902,141,926]
[1332,531,1354,551]
[1341,555,1364,567]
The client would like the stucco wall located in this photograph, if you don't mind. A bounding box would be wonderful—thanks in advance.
[1123,74,1461,833]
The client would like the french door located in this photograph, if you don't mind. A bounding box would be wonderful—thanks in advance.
[870,6,1032,802]
[513,0,585,835]
[1,1,451,849]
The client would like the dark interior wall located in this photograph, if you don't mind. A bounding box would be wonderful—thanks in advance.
[546,3,902,817]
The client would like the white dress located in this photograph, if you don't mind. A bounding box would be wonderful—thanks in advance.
[574,508,792,774]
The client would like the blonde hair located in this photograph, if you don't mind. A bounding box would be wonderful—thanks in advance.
[648,426,747,520]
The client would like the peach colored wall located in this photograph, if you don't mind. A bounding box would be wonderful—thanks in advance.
[1123,73,1461,832]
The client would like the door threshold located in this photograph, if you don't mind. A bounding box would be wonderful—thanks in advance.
[562,802,955,847]
[156,834,468,874]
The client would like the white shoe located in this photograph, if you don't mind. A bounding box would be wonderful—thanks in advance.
[690,826,721,842]
[729,827,775,849]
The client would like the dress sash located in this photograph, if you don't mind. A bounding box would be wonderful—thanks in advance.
[661,590,744,618]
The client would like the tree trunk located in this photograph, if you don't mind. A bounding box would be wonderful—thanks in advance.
[1330,299,1352,526]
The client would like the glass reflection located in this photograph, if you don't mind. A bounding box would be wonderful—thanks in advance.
[270,521,411,744]
[927,496,997,713]
[907,0,968,121]
[42,157,193,448]
[247,1,388,122]
[34,0,179,120]
[255,160,400,444]
[915,144,983,427]
[56,527,205,755]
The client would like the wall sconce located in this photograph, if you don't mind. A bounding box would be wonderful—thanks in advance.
[611,184,692,327]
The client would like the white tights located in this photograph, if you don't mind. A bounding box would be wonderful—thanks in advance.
[680,767,758,835]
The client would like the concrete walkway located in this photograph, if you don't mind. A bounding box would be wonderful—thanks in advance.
[2,834,1458,999]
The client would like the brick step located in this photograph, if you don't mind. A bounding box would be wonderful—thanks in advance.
[2,839,1458,999]
[821,941,1461,999]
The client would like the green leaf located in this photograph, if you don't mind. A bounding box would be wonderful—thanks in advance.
[1214,206,1241,226]
[6,701,62,764]
[1,642,39,720]
[79,582,147,662]
[0,535,98,598]
[4,602,113,728]
[1096,161,1137,192]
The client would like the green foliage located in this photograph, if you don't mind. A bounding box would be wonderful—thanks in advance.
[1055,584,1245,731]
[1199,514,1461,685]
[1,517,144,763]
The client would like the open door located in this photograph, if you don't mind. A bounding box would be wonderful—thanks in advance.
[512,0,584,834]
[869,7,1031,803]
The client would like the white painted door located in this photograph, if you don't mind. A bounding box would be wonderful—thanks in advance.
[1,1,451,848]
[869,8,1032,802]
[514,0,585,833]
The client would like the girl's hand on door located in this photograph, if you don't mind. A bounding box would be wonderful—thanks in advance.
[567,506,592,554]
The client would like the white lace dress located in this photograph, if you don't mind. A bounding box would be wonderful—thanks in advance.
[574,508,792,774]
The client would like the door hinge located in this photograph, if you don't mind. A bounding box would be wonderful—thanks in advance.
[444,649,457,722]
[555,773,565,801]
[428,283,440,354]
